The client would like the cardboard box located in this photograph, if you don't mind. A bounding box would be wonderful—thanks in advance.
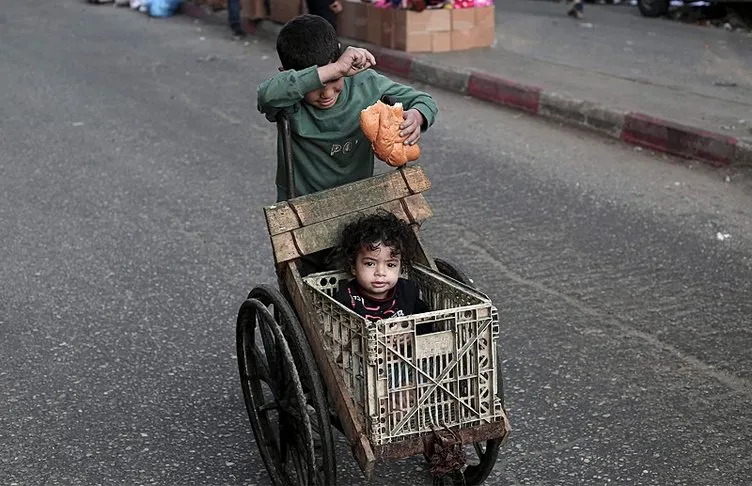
[474,6,495,48]
[362,4,493,53]
[450,28,474,51]
[451,6,494,50]
[392,8,451,52]
[431,31,452,52]
[450,7,475,31]
[380,9,398,48]
[269,0,302,24]
[392,30,451,53]
[366,6,383,45]
[394,31,431,52]
[338,1,368,41]
[475,6,495,29]
[394,8,451,35]
[353,4,369,38]
[338,1,359,40]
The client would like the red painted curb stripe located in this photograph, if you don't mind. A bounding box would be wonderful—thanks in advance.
[621,113,737,167]
[372,48,414,79]
[467,71,540,114]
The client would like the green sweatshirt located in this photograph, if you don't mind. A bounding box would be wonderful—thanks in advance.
[257,66,438,202]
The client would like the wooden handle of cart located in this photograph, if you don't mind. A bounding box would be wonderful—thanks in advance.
[276,111,296,201]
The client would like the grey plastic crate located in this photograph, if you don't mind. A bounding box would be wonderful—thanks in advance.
[303,264,505,446]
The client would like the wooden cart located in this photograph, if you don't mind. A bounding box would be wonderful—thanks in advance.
[236,111,510,486]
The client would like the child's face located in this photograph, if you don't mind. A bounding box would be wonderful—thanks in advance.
[304,76,345,109]
[352,242,401,301]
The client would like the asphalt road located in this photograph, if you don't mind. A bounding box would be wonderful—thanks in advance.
[2,2,752,485]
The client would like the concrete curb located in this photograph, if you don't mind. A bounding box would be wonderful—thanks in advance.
[539,92,625,139]
[178,4,751,168]
[736,139,752,166]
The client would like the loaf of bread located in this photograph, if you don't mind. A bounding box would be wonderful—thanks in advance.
[360,100,421,167]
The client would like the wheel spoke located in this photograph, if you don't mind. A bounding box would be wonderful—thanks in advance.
[276,399,296,418]
[257,311,277,375]
[273,304,287,332]
[258,400,278,413]
[291,449,305,486]
[296,445,311,486]
[278,415,310,486]
[279,419,290,464]
[288,437,313,486]
[275,396,314,443]
[277,379,301,412]
[283,443,303,486]
[251,345,273,384]
[474,442,485,459]
[302,431,325,485]
[305,396,323,437]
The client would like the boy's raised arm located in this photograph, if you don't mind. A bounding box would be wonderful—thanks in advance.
[376,73,438,131]
[257,66,324,119]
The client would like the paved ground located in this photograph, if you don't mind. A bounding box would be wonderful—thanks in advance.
[426,0,752,139]
[2,1,752,485]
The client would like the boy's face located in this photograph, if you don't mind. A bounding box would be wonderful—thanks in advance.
[304,76,345,109]
[352,242,401,301]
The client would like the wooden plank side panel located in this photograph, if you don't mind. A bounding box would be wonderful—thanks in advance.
[292,200,408,258]
[290,171,410,226]
[401,193,433,223]
[270,231,300,264]
[281,263,376,477]
[264,202,301,237]
[271,197,435,264]
[401,164,431,194]
[263,166,432,234]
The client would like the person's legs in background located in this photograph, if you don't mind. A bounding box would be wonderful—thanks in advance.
[227,0,245,36]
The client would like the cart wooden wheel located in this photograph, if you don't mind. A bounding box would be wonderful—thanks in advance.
[434,259,504,486]
[236,285,336,486]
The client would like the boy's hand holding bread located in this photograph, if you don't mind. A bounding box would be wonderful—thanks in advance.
[360,100,422,167]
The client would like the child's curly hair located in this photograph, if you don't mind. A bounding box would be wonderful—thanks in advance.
[337,210,419,273]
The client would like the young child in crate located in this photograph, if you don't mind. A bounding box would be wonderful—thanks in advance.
[335,211,431,326]
[257,14,438,203]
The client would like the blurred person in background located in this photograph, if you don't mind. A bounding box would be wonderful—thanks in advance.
[306,0,342,29]
[228,0,268,36]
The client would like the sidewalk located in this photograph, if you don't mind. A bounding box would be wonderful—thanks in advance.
[180,0,752,167]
